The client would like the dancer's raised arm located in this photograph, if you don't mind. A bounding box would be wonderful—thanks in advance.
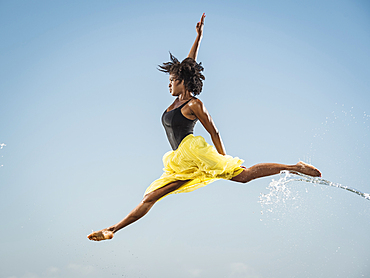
[187,13,205,61]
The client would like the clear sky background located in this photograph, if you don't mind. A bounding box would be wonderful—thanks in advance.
[1,1,370,277]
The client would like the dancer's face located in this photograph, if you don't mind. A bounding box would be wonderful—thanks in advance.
[169,74,185,96]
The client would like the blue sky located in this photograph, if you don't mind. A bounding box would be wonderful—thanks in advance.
[1,1,370,277]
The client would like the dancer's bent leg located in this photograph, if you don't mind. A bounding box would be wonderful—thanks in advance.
[231,161,321,183]
[87,179,189,241]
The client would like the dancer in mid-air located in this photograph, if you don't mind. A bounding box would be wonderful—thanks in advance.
[88,13,321,241]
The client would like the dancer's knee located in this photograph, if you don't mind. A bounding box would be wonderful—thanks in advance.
[142,191,161,204]
[143,187,172,204]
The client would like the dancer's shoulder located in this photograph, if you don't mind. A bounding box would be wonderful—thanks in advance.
[190,97,203,104]
[189,97,203,107]
[188,97,209,114]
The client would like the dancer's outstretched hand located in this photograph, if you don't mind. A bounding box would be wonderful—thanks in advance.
[196,13,206,37]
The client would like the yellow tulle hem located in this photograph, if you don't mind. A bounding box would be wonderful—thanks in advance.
[144,134,244,198]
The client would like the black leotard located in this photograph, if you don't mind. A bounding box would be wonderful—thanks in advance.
[162,98,198,150]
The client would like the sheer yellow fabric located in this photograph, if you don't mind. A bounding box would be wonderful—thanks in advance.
[144,134,244,198]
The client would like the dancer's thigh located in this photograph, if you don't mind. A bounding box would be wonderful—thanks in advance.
[230,168,252,183]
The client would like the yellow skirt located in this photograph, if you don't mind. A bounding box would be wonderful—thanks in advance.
[144,134,244,198]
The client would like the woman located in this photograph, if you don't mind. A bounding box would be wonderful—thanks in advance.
[88,13,321,241]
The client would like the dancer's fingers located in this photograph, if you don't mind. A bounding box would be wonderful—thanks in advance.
[201,13,206,24]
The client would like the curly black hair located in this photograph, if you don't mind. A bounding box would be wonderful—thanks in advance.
[158,53,205,95]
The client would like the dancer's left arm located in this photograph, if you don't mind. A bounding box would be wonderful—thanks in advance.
[188,13,205,61]
[189,99,226,155]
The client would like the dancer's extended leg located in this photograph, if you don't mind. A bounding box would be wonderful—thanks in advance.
[231,161,321,183]
[87,179,189,241]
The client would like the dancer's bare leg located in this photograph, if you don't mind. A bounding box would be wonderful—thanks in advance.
[231,161,321,183]
[87,179,189,241]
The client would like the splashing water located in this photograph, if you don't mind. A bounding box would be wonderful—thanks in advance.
[260,170,370,213]
[0,143,5,168]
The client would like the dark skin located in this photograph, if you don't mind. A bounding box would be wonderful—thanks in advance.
[168,74,226,155]
[87,14,321,241]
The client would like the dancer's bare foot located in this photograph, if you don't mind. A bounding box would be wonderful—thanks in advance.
[294,161,321,177]
[87,229,114,241]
